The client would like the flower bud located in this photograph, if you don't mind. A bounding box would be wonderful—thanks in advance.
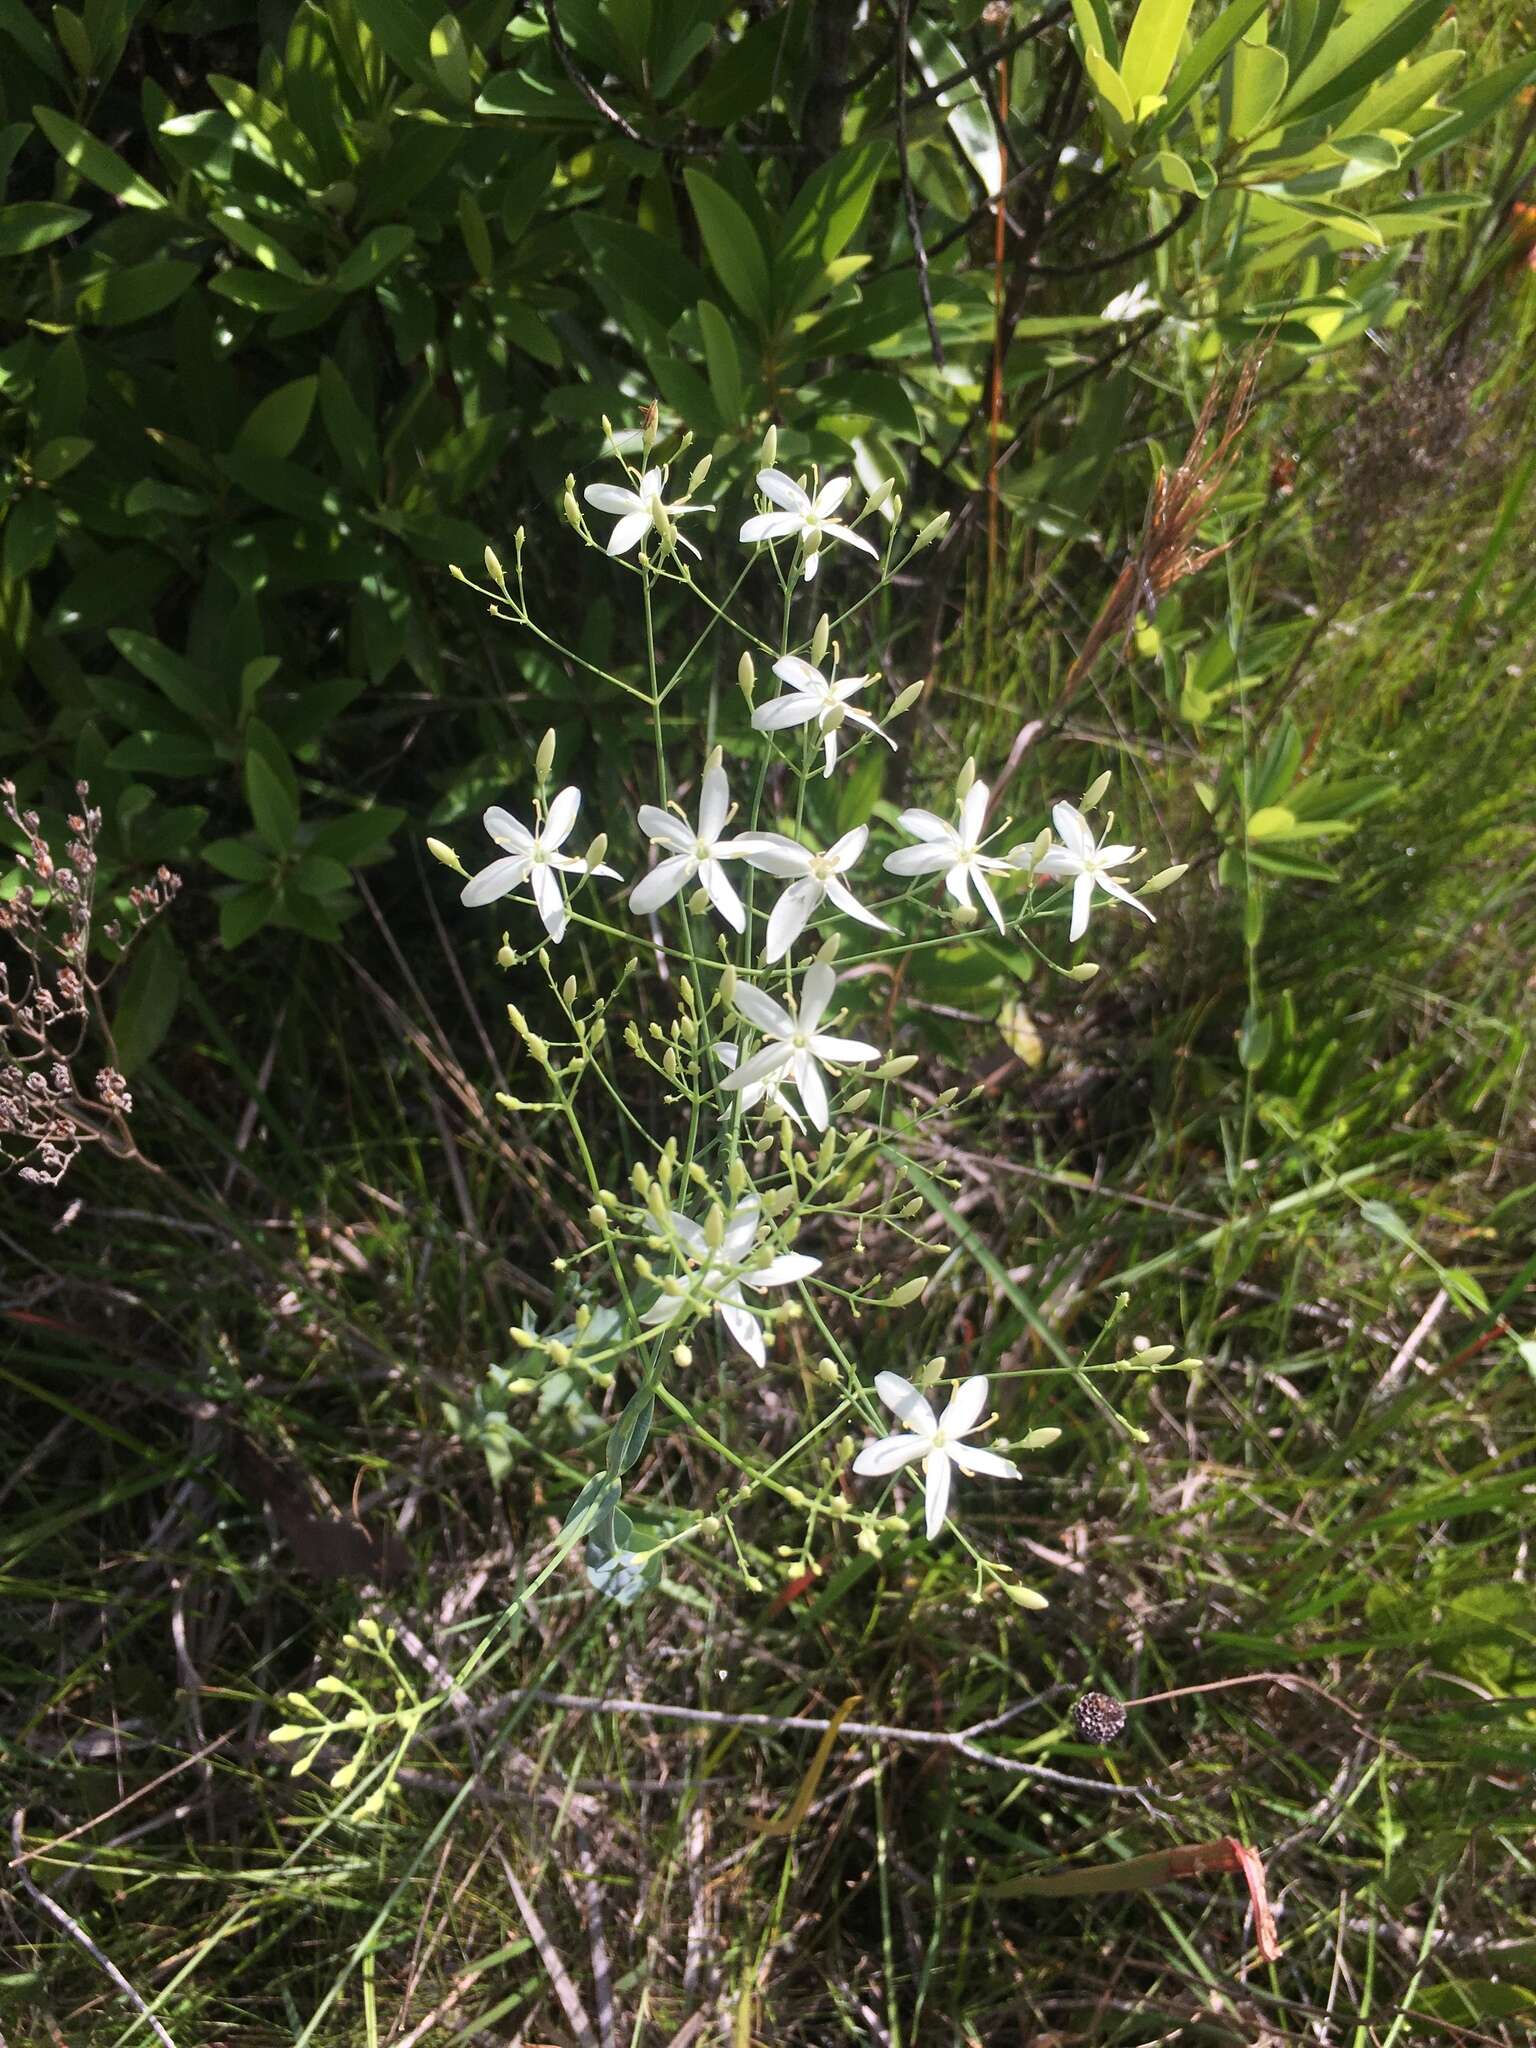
[662,1046,678,1079]
[1065,962,1100,982]
[816,1357,840,1383]
[888,679,925,719]
[426,837,466,874]
[815,932,841,965]
[646,1182,670,1224]
[918,1354,946,1386]
[703,1203,726,1250]
[1012,828,1052,875]
[719,964,738,1007]
[866,477,895,515]
[811,613,830,665]
[956,755,976,801]
[535,728,557,780]
[912,511,949,550]
[1141,863,1188,895]
[726,1156,749,1198]
[496,937,515,968]
[560,974,577,1006]
[584,833,608,870]
[880,1275,930,1308]
[546,1339,573,1368]
[857,1526,882,1557]
[1081,769,1111,812]
[841,1087,871,1116]
[737,651,755,702]
[1005,1582,1050,1611]
[760,423,778,467]
[631,1162,651,1195]
[509,1325,538,1349]
[588,1203,608,1228]
[484,545,507,595]
[689,455,711,495]
[563,485,580,528]
[874,1054,919,1080]
[1019,1426,1062,1450]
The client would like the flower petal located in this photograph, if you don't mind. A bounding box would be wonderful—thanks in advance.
[939,1376,990,1437]
[732,981,795,1036]
[765,877,822,962]
[629,853,693,916]
[721,1042,795,1094]
[756,469,812,514]
[745,1251,821,1290]
[752,695,821,733]
[740,511,802,544]
[1052,802,1097,858]
[1070,871,1095,943]
[699,859,746,933]
[460,855,529,907]
[606,511,651,556]
[543,786,581,850]
[697,760,731,842]
[583,483,643,516]
[530,861,567,941]
[735,832,812,877]
[873,1372,937,1434]
[793,1050,829,1130]
[813,474,852,516]
[797,961,836,1033]
[947,1444,1021,1481]
[852,1432,927,1477]
[636,804,693,853]
[717,1298,766,1366]
[483,806,534,852]
[894,807,954,843]
[772,656,824,692]
[883,842,954,877]
[1095,871,1155,922]
[960,780,990,844]
[824,876,895,932]
[972,868,1007,934]
[819,519,879,560]
[807,1032,880,1065]
[923,1450,953,1539]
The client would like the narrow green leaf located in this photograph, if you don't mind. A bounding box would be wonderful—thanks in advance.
[684,169,772,329]
[1121,0,1197,106]
[1273,0,1446,127]
[34,103,168,208]
[235,375,318,460]
[333,224,416,292]
[219,882,278,949]
[696,299,742,426]
[112,928,183,1076]
[0,200,89,254]
[246,749,299,851]
[1159,0,1269,124]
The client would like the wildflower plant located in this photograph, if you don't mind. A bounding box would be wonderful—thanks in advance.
[436,417,1190,1620]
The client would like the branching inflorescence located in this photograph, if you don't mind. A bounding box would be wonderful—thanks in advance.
[435,421,1192,1614]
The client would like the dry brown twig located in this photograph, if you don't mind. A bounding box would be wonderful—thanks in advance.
[0,779,177,1185]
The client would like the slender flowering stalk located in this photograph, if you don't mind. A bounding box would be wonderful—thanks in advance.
[1022,801,1154,942]
[461,788,618,943]
[852,1373,1021,1540]
[721,960,881,1132]
[737,826,896,962]
[752,657,896,779]
[639,1199,820,1368]
[631,753,752,931]
[584,467,712,559]
[884,780,1013,933]
[739,470,879,582]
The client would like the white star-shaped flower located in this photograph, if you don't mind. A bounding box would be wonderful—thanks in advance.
[1026,801,1154,942]
[460,787,618,943]
[630,754,751,931]
[739,470,880,581]
[883,780,1012,933]
[714,1042,805,1130]
[852,1373,1021,1540]
[1100,280,1157,323]
[721,959,881,1132]
[737,825,896,962]
[639,1197,820,1368]
[583,466,711,559]
[751,656,896,779]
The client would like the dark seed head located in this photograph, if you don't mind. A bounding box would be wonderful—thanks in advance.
[1071,1691,1128,1745]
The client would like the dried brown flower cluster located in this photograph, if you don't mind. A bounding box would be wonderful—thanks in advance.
[0,780,178,1186]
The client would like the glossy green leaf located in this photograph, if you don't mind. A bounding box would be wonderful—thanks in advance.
[219,881,278,948]
[333,224,416,292]
[695,298,742,425]
[112,927,183,1075]
[246,748,299,851]
[684,168,772,328]
[1121,0,1197,106]
[318,358,382,494]
[76,260,198,326]
[1222,38,1288,139]
[429,12,474,101]
[203,837,274,882]
[0,200,89,254]
[34,102,168,208]
[108,629,219,723]
[1274,0,1446,126]
[236,375,318,460]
